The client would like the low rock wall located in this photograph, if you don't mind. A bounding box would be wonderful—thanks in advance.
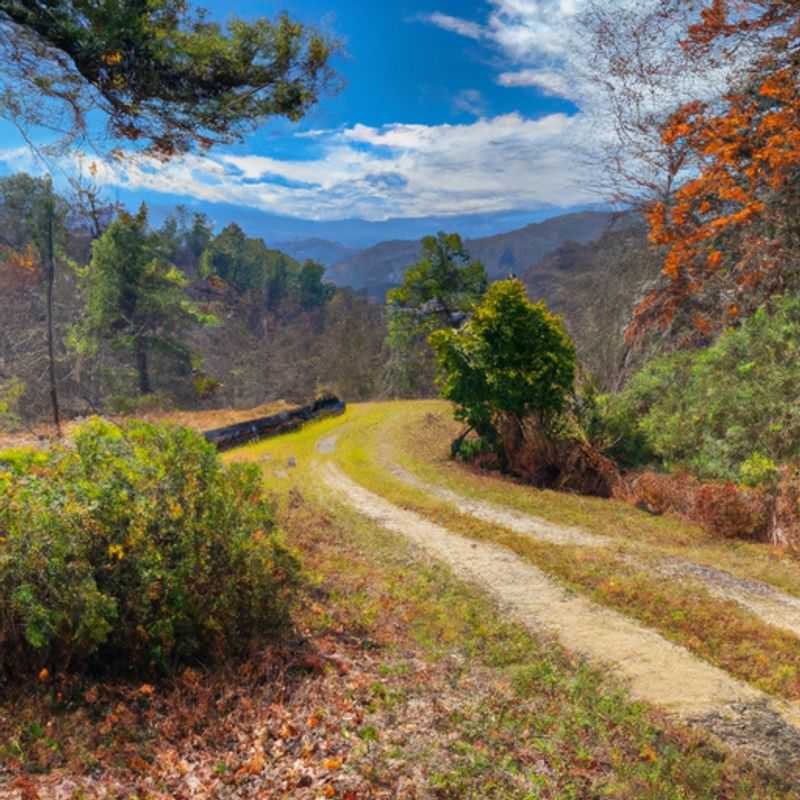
[203,395,345,451]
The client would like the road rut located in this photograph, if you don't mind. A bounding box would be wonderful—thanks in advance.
[322,462,800,768]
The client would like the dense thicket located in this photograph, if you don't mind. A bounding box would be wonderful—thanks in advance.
[0,420,297,677]
[604,296,800,483]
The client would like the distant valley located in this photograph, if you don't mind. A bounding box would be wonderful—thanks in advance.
[273,237,358,268]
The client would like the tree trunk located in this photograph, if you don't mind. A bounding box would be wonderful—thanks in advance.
[135,337,152,395]
[44,196,62,437]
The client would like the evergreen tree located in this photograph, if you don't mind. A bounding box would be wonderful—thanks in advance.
[74,205,215,396]
[0,1,338,157]
[383,233,487,397]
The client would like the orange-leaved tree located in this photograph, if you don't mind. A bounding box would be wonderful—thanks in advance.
[629,0,800,342]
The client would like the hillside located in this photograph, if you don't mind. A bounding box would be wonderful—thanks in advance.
[272,237,358,267]
[522,221,662,388]
[326,210,622,298]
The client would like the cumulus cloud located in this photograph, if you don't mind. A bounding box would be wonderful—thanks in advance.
[498,69,578,99]
[424,0,588,98]
[38,112,596,221]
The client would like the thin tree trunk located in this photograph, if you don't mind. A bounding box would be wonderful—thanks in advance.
[135,336,152,395]
[45,195,62,437]
[87,192,102,240]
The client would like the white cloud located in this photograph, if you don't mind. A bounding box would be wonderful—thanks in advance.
[419,12,484,40]
[425,1,582,60]
[47,112,596,221]
[498,69,577,99]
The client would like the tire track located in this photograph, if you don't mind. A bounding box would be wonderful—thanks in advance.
[321,462,800,768]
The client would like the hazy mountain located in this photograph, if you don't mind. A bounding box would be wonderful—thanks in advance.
[521,218,662,389]
[272,238,358,268]
[326,211,624,298]
[138,191,608,249]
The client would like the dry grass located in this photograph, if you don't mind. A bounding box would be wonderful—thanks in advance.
[0,400,298,451]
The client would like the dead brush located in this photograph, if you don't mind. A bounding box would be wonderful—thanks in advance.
[772,464,800,550]
[498,414,621,498]
[617,470,775,542]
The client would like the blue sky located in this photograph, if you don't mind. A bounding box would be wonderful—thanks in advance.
[1,1,613,240]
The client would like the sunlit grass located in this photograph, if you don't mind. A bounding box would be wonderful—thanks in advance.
[242,417,797,797]
[377,400,800,599]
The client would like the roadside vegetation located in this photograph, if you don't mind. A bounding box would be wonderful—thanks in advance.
[0,420,297,679]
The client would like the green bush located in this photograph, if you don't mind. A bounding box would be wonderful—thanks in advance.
[739,453,780,488]
[0,419,297,679]
[607,296,800,481]
[592,392,659,470]
[454,435,498,464]
[430,279,576,442]
[0,377,24,431]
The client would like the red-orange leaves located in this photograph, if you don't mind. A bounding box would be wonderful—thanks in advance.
[629,1,800,342]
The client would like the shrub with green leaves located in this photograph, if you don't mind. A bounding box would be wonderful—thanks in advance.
[430,279,576,442]
[0,419,297,679]
[607,296,800,481]
[0,377,24,431]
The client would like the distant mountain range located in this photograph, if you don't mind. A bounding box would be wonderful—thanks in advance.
[139,192,610,249]
[323,211,629,299]
[273,238,358,268]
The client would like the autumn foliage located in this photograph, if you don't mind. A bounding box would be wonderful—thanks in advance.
[616,470,772,540]
[630,1,800,339]
[0,243,39,292]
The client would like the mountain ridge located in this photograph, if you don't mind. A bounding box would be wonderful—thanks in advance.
[326,211,627,298]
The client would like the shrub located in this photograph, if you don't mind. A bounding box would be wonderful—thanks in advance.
[454,435,499,466]
[692,482,770,540]
[739,453,780,488]
[616,472,694,516]
[430,279,576,443]
[617,470,771,540]
[0,377,24,431]
[591,392,658,470]
[0,419,297,679]
[774,465,800,550]
[607,296,800,481]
